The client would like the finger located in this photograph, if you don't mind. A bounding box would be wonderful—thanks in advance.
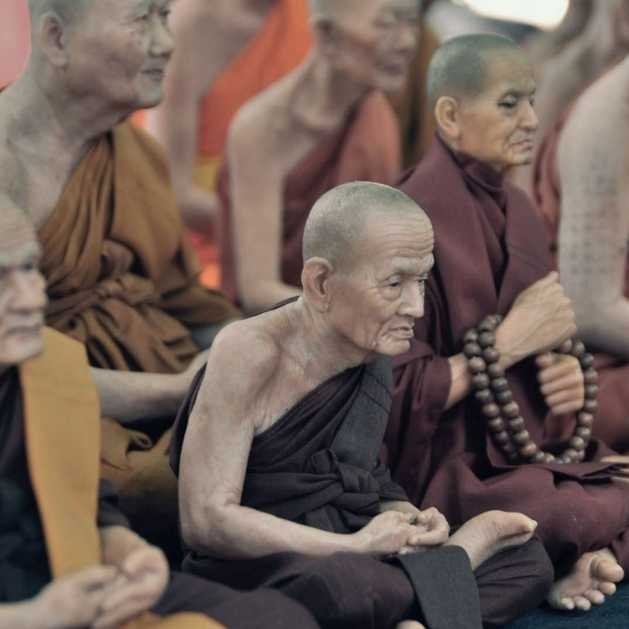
[408,528,448,547]
[122,547,164,577]
[540,373,582,397]
[99,579,160,612]
[601,455,629,465]
[93,597,155,629]
[538,361,580,385]
[73,566,119,591]
[551,400,585,416]
[546,388,583,408]
[535,353,556,369]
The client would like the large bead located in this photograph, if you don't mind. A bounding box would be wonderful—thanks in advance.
[571,340,585,357]
[502,402,520,419]
[543,453,556,464]
[583,368,598,385]
[513,430,531,445]
[579,353,594,369]
[520,443,538,458]
[483,403,501,418]
[487,363,504,378]
[577,412,594,427]
[508,417,525,431]
[479,331,496,348]
[468,357,487,374]
[494,431,510,445]
[502,442,516,454]
[464,342,482,358]
[576,426,592,440]
[472,374,490,389]
[563,448,579,462]
[475,389,493,404]
[464,329,479,344]
[494,389,513,405]
[583,399,598,413]
[479,318,497,332]
[569,436,586,451]
[491,377,509,392]
[584,384,599,399]
[488,418,505,432]
[532,451,546,463]
[558,339,573,354]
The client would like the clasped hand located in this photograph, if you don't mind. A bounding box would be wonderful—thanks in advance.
[536,352,585,415]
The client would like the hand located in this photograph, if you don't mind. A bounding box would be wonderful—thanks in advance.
[537,352,585,415]
[178,186,218,233]
[30,566,118,629]
[93,545,169,629]
[601,455,629,486]
[354,511,420,557]
[496,272,577,369]
[406,507,450,548]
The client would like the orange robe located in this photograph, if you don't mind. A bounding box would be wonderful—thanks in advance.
[533,106,629,452]
[17,328,216,629]
[191,0,312,286]
[217,91,401,304]
[0,0,30,89]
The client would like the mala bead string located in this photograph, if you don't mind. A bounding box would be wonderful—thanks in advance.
[464,315,598,465]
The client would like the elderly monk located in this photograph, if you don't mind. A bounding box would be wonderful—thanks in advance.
[0,206,319,629]
[532,56,629,452]
[171,182,554,629]
[513,0,629,199]
[0,0,239,544]
[150,0,311,238]
[217,0,415,312]
[386,33,629,615]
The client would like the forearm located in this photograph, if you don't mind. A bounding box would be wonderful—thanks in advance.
[577,299,629,359]
[91,368,184,423]
[99,526,147,567]
[185,504,361,560]
[0,602,43,629]
[240,279,301,314]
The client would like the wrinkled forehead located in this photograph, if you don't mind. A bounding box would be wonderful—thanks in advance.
[340,0,419,22]
[481,53,535,97]
[87,0,172,19]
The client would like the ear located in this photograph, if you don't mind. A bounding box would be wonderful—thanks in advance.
[38,13,70,68]
[301,257,334,313]
[434,96,461,142]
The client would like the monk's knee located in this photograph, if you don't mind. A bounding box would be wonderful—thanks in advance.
[241,589,320,629]
[477,539,554,627]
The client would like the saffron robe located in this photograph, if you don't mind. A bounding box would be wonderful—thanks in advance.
[171,355,552,628]
[217,91,401,304]
[0,328,320,629]
[190,0,312,287]
[532,104,629,452]
[387,135,629,575]
[0,0,30,89]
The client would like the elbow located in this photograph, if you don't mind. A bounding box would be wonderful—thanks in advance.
[180,500,238,558]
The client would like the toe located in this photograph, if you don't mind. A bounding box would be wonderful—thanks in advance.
[598,581,617,596]
[583,589,605,605]
[573,596,592,611]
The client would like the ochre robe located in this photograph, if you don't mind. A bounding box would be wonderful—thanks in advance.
[37,121,238,549]
[190,0,312,287]
[216,91,401,304]
[171,355,552,628]
[533,106,629,452]
[387,135,629,575]
[0,328,320,629]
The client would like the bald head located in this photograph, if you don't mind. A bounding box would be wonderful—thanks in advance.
[28,0,87,23]
[427,33,523,109]
[303,182,432,271]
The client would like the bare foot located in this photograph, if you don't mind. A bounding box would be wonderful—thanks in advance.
[396,623,425,629]
[547,548,624,611]
[445,510,537,571]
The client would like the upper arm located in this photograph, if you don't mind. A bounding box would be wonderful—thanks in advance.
[179,324,277,529]
[556,100,629,315]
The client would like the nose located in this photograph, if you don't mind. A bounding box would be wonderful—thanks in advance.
[10,269,47,313]
[399,282,424,320]
[150,14,175,58]
[521,100,538,132]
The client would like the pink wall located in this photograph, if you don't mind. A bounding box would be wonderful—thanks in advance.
[0,0,31,88]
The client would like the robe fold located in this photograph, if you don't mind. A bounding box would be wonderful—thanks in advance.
[190,0,312,286]
[388,135,629,574]
[533,104,629,452]
[0,328,320,629]
[40,121,238,375]
[171,355,552,628]
[217,91,401,304]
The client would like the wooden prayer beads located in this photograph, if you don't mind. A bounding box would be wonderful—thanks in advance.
[464,315,598,465]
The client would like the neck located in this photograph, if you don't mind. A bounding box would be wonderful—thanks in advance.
[437,131,507,175]
[2,66,129,171]
[286,299,373,383]
[289,53,370,133]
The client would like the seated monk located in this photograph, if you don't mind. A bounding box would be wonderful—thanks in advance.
[170,182,554,629]
[216,0,415,312]
[0,205,319,629]
[512,0,629,199]
[0,0,241,547]
[386,33,629,615]
[532,55,629,452]
[149,0,312,272]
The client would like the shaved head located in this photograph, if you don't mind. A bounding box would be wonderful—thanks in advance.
[427,33,523,109]
[303,182,432,270]
[28,0,88,23]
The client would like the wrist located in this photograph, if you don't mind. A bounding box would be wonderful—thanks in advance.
[348,531,369,555]
[495,324,524,370]
[24,597,51,629]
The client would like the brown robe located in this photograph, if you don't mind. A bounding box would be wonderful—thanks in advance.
[171,355,552,628]
[216,91,401,304]
[532,104,629,452]
[386,135,629,575]
[0,328,319,629]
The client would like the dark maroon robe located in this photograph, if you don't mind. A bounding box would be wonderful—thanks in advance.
[0,368,318,629]
[386,135,629,575]
[171,355,553,628]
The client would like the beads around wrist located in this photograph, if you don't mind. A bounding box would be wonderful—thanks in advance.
[464,315,598,465]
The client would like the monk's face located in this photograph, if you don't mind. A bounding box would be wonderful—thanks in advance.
[62,0,174,112]
[328,213,434,357]
[324,0,419,94]
[454,53,537,173]
[0,224,47,370]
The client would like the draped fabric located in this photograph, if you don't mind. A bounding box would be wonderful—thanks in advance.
[216,91,401,303]
[387,135,629,574]
[39,121,238,374]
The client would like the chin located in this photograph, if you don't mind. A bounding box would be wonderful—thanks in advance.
[4,334,44,365]
[377,339,412,357]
